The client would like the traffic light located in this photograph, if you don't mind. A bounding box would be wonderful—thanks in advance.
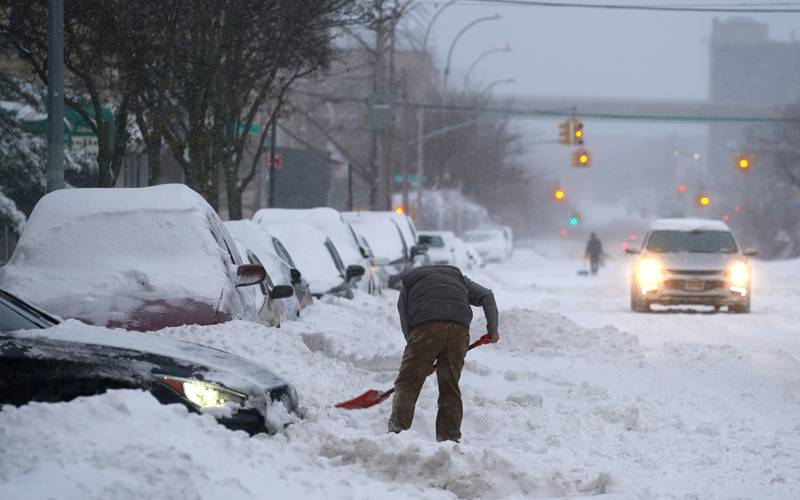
[569,217,579,226]
[573,120,584,145]
[677,183,687,193]
[572,148,591,167]
[697,194,711,207]
[735,153,753,170]
[553,188,566,201]
[558,120,571,145]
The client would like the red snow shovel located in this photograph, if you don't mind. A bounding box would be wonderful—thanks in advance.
[335,333,494,410]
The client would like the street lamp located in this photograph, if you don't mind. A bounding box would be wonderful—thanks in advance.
[481,77,515,97]
[463,43,511,90]
[443,14,503,98]
[422,0,459,55]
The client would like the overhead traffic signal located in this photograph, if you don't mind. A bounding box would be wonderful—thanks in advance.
[553,188,566,201]
[735,153,753,170]
[697,194,711,207]
[558,120,571,145]
[572,148,591,167]
[573,121,584,145]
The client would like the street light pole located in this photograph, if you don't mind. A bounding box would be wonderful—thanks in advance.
[463,43,511,90]
[442,14,502,98]
[480,78,515,98]
[422,0,459,55]
[46,0,64,192]
[415,108,424,218]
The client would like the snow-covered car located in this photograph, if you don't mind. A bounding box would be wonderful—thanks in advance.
[462,228,508,263]
[626,218,757,313]
[264,223,365,299]
[453,236,484,270]
[0,288,299,435]
[225,220,307,319]
[0,185,267,331]
[230,238,294,328]
[253,208,384,294]
[418,230,458,265]
[342,211,427,289]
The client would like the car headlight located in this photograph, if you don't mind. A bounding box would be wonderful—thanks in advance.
[636,258,663,292]
[728,261,750,288]
[159,375,246,408]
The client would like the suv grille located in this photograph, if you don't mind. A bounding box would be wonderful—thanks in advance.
[665,269,723,276]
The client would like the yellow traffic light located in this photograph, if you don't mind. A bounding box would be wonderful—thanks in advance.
[394,206,405,215]
[573,120,584,145]
[572,148,591,167]
[554,188,566,200]
[698,195,711,207]
[558,120,571,145]
[735,153,753,170]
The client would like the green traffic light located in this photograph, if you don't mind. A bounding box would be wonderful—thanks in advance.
[570,217,579,226]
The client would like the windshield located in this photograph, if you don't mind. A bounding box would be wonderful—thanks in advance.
[646,230,738,254]
[419,235,445,248]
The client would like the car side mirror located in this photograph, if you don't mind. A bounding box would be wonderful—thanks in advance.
[359,247,369,259]
[346,264,366,281]
[743,248,758,257]
[236,264,266,287]
[625,247,641,255]
[410,244,427,257]
[290,268,302,284]
[269,285,295,299]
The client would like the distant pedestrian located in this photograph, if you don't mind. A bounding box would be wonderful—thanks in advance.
[585,233,604,275]
[389,265,499,442]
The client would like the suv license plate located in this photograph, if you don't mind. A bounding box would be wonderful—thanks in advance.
[685,280,705,291]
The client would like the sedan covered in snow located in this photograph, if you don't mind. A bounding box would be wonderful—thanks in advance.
[627,218,757,313]
[0,185,267,331]
[0,288,299,435]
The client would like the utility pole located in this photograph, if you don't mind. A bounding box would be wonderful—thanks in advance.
[415,108,424,218]
[46,0,64,192]
[347,163,354,210]
[268,114,278,208]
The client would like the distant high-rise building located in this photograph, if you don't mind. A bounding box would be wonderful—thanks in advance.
[708,17,800,189]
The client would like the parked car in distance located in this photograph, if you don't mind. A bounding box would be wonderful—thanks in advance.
[231,238,292,328]
[253,208,383,294]
[626,218,756,313]
[265,223,364,299]
[225,220,307,319]
[0,288,300,435]
[0,185,265,331]
[419,230,459,265]
[342,211,427,289]
[462,228,508,263]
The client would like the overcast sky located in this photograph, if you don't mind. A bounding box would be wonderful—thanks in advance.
[427,0,800,100]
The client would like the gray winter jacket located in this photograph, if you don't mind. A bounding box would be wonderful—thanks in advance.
[397,265,499,340]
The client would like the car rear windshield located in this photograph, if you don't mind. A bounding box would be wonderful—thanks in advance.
[419,235,445,248]
[646,230,738,254]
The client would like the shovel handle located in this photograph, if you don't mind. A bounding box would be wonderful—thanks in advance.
[469,333,494,350]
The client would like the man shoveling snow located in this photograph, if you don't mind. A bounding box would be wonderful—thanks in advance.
[389,265,499,442]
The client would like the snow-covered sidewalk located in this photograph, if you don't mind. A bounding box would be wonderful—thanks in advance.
[2,249,799,499]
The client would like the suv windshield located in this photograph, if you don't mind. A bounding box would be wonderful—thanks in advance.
[646,230,738,254]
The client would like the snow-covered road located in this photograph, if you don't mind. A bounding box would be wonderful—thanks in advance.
[2,246,799,499]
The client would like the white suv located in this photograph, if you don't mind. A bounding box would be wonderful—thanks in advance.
[627,218,757,313]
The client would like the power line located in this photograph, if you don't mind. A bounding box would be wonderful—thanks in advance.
[432,0,800,13]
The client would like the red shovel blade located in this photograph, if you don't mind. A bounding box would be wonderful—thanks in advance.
[334,388,394,410]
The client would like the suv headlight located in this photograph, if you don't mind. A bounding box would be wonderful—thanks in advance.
[728,262,750,288]
[159,375,246,408]
[636,258,663,292]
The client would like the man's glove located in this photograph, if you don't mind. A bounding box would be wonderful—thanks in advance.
[489,332,500,344]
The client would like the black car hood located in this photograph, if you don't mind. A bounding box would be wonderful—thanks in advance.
[0,320,289,396]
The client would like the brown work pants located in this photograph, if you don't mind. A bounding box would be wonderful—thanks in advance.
[388,321,469,442]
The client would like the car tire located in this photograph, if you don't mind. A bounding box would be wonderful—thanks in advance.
[630,283,650,313]
[730,296,751,314]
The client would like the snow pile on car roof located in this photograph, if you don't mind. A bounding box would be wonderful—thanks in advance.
[254,208,363,267]
[342,211,406,262]
[0,185,239,326]
[650,218,731,232]
[265,223,343,295]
